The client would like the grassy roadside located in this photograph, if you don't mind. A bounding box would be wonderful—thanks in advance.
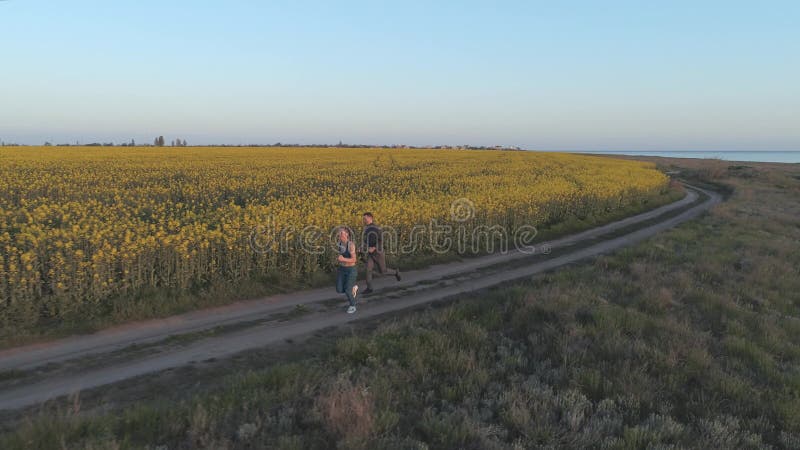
[0,186,684,350]
[5,158,799,449]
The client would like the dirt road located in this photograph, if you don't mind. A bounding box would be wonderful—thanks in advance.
[0,182,722,412]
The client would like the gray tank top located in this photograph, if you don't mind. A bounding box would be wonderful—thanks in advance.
[338,240,353,263]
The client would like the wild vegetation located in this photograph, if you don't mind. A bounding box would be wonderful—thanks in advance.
[0,147,670,342]
[1,159,798,448]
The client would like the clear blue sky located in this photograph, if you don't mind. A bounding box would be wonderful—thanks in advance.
[1,0,798,150]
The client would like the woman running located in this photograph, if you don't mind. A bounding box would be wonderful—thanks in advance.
[335,226,359,314]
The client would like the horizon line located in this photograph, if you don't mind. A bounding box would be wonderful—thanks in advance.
[0,142,797,153]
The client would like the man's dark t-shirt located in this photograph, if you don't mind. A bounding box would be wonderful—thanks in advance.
[363,224,382,251]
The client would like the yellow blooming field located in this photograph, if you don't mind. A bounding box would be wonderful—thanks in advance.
[0,146,671,331]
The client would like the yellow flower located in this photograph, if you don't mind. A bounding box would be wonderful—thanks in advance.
[1,145,669,316]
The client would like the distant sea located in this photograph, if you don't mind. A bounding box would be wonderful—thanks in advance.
[568,151,800,164]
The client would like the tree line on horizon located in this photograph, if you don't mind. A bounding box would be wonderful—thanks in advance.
[0,137,191,147]
[1,140,524,151]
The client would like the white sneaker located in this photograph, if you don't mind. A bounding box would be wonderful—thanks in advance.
[352,284,359,299]
[347,306,357,314]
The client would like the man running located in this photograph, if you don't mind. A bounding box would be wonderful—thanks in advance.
[361,212,401,295]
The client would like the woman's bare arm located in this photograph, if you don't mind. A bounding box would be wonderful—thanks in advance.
[346,242,358,264]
